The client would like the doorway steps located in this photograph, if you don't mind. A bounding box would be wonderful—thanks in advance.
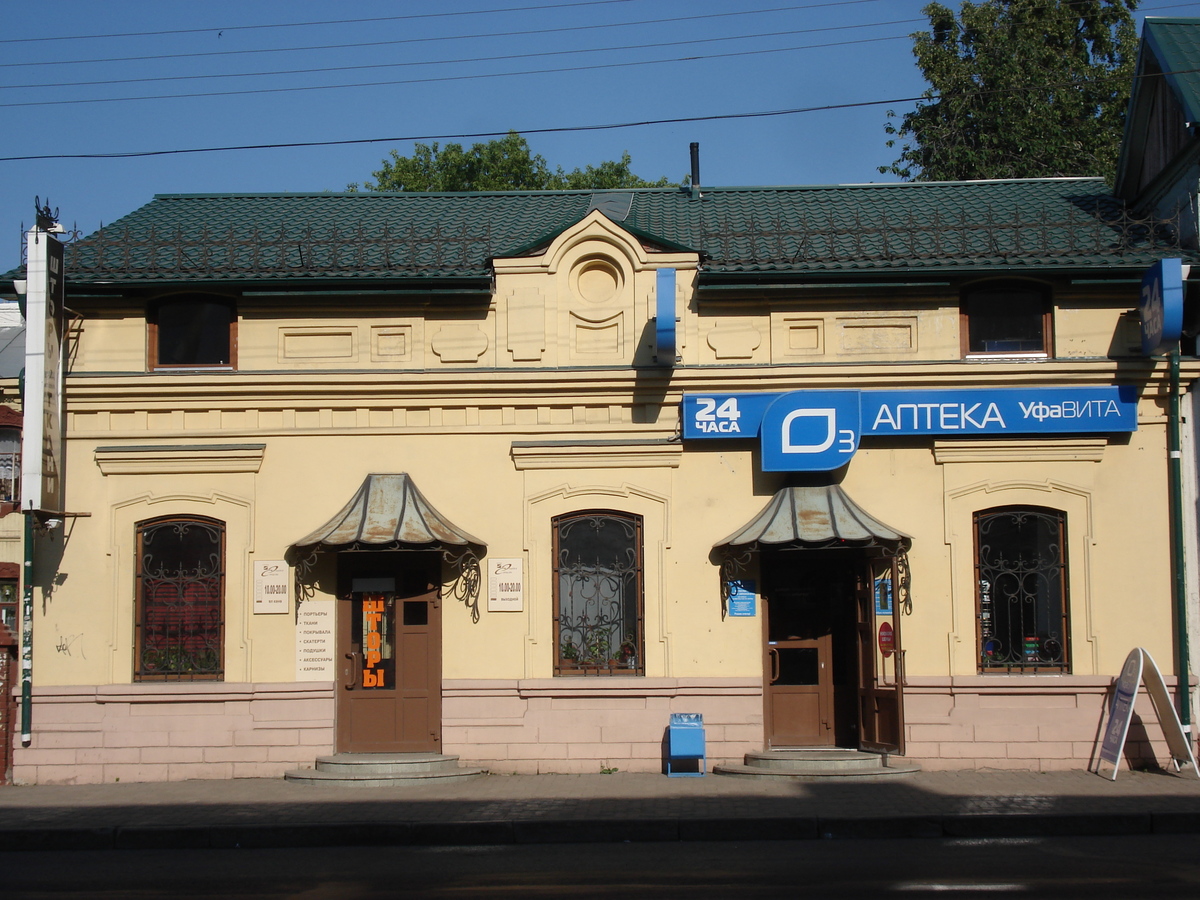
[285,753,486,786]
[714,749,921,782]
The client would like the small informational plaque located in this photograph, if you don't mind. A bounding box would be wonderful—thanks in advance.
[878,621,895,658]
[253,560,290,614]
[487,558,524,612]
[874,573,893,616]
[727,579,757,617]
[295,599,335,681]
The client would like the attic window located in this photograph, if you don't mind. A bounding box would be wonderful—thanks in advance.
[962,284,1051,358]
[149,294,236,369]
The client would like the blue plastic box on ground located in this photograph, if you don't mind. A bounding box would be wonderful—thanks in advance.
[666,713,706,777]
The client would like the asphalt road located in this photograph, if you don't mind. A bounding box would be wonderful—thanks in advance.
[4,834,1200,898]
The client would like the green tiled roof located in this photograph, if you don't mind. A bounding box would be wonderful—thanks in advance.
[25,179,1193,289]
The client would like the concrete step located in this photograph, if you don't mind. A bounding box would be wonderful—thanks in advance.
[285,752,487,786]
[714,749,921,781]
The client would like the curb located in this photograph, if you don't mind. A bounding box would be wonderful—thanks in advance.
[2,811,1198,851]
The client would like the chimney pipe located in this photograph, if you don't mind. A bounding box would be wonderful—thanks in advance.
[689,142,700,197]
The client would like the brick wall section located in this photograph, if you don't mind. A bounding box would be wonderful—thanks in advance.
[12,682,334,785]
[904,676,1186,771]
[442,677,762,774]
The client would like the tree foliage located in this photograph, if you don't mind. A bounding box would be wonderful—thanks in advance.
[350,132,679,192]
[880,1,1139,183]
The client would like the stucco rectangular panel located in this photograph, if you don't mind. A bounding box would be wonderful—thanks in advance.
[279,328,357,361]
[838,317,916,353]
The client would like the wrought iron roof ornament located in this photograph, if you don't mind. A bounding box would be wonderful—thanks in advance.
[34,196,59,232]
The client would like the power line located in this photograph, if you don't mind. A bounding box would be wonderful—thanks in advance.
[4,56,1194,165]
[2,19,921,92]
[0,34,911,109]
[0,2,889,70]
[5,1,1197,105]
[0,96,930,163]
[0,0,643,44]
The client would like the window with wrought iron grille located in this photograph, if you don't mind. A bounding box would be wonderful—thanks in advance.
[135,516,225,681]
[962,282,1052,358]
[975,506,1069,673]
[149,294,236,369]
[553,510,644,676]
[0,579,16,635]
[0,426,19,505]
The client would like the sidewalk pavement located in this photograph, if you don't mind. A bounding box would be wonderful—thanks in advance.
[3,768,1200,851]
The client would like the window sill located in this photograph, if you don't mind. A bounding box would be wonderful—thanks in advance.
[149,366,236,373]
[964,352,1050,361]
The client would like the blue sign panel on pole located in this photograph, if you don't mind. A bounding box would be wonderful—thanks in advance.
[655,268,677,365]
[761,390,861,472]
[1140,258,1185,356]
[727,579,757,617]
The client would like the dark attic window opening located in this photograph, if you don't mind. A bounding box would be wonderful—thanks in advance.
[150,294,236,369]
[963,285,1051,358]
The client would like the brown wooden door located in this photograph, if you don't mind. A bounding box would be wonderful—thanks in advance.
[336,554,442,754]
[766,633,835,747]
[857,557,905,753]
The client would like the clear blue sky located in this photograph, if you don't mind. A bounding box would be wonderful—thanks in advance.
[4,0,1200,272]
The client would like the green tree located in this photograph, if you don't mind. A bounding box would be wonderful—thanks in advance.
[349,132,679,192]
[880,1,1139,183]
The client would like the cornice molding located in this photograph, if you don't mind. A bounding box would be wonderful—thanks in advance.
[511,440,681,470]
[95,443,265,475]
[932,438,1107,464]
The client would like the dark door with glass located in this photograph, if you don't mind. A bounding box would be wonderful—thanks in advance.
[762,551,858,748]
[857,556,905,753]
[336,552,442,754]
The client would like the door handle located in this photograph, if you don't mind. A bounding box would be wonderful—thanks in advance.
[343,651,361,689]
[768,647,780,683]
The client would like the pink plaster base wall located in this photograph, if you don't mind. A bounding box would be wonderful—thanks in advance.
[904,676,1191,771]
[442,677,763,774]
[12,675,1186,783]
[12,682,335,785]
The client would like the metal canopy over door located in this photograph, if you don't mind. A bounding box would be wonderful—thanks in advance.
[715,484,911,753]
[336,552,442,753]
[857,556,905,753]
[291,473,486,756]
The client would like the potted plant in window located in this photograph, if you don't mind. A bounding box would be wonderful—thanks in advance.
[617,636,637,669]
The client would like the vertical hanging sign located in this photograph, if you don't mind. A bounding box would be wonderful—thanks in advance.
[655,268,677,366]
[362,594,387,688]
[21,227,66,513]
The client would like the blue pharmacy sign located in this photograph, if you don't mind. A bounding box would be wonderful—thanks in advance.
[682,386,1138,472]
[860,387,1137,436]
[682,392,775,437]
[1140,258,1185,356]
[761,391,861,472]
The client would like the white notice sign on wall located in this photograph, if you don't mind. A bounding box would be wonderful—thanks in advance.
[295,599,335,680]
[253,560,291,614]
[487,558,524,612]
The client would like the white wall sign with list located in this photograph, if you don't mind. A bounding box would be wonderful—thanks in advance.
[487,558,524,612]
[295,599,335,681]
[253,560,291,613]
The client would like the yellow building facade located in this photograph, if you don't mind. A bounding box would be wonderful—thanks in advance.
[4,179,1196,784]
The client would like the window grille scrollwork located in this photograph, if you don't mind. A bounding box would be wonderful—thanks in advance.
[975,507,1068,672]
[135,518,224,681]
[554,512,643,675]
